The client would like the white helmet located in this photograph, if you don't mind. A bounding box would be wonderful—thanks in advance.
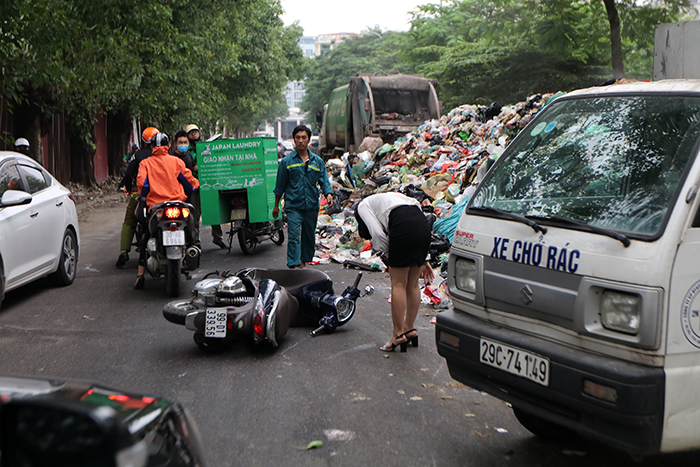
[14,138,29,147]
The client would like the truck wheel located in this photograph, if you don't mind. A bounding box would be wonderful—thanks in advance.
[165,259,181,297]
[270,228,284,246]
[163,300,198,325]
[238,229,257,254]
[512,407,576,442]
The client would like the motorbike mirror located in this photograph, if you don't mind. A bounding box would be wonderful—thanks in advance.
[363,285,375,297]
[0,398,147,467]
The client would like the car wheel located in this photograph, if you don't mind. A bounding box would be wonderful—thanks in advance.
[270,228,284,246]
[49,229,78,286]
[512,406,576,442]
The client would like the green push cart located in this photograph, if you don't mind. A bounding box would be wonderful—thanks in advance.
[196,137,284,254]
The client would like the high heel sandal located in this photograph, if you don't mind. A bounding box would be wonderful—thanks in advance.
[134,274,145,290]
[380,335,407,353]
[402,329,418,348]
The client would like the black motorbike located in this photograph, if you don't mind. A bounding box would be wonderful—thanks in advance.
[140,200,200,297]
[163,268,373,351]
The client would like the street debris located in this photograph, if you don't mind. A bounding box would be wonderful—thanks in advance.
[293,440,323,451]
[323,429,355,441]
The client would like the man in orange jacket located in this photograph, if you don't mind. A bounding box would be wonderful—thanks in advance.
[134,132,199,289]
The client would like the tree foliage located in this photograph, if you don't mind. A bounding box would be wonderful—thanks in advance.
[0,0,305,182]
[302,0,694,114]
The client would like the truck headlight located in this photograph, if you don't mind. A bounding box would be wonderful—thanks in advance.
[600,291,640,335]
[454,258,477,294]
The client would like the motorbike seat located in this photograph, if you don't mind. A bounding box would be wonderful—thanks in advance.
[241,269,330,295]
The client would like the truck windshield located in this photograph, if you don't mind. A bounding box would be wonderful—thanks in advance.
[471,95,700,237]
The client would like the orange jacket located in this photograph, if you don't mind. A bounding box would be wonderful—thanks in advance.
[137,146,199,208]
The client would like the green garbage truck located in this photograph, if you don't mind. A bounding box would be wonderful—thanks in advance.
[318,73,440,158]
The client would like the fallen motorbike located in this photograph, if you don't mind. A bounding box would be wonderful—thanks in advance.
[139,200,200,297]
[163,268,373,351]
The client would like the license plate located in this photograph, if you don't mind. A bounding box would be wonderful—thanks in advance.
[479,338,550,386]
[230,208,247,220]
[162,230,185,246]
[204,309,227,338]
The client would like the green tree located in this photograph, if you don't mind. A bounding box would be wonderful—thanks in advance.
[0,0,305,184]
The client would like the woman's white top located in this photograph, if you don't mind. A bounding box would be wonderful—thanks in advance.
[356,192,420,256]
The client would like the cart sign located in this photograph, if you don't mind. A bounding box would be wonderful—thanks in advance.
[196,137,279,225]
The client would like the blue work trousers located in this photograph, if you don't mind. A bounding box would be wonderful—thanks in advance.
[286,208,317,267]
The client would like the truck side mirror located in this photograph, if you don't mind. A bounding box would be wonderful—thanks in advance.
[0,398,146,467]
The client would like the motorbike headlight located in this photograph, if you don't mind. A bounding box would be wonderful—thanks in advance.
[454,257,477,294]
[600,291,641,335]
[335,298,355,323]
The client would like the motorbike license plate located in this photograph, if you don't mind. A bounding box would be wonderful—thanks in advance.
[162,230,185,246]
[204,309,227,338]
[479,338,550,386]
[230,208,247,220]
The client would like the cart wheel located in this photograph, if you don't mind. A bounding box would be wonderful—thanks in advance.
[238,229,257,254]
[271,228,284,246]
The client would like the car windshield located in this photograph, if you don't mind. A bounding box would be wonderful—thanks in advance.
[471,95,700,237]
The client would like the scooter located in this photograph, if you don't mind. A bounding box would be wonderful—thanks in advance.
[162,268,373,351]
[139,200,200,297]
[224,189,285,254]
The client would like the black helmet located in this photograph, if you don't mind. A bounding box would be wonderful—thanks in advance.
[151,132,169,147]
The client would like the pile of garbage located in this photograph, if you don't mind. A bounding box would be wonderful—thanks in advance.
[314,92,560,308]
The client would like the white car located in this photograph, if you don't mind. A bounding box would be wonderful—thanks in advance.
[0,151,79,307]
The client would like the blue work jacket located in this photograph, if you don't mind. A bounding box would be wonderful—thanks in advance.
[274,150,332,211]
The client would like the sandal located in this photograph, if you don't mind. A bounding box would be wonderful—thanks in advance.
[402,329,418,348]
[134,274,145,290]
[380,335,407,353]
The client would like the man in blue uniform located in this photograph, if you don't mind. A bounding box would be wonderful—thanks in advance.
[273,125,333,269]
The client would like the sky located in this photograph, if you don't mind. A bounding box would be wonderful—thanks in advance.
[280,0,439,37]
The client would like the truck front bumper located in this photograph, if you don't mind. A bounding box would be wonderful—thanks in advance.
[436,309,664,454]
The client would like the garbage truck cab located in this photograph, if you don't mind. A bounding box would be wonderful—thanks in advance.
[436,80,700,455]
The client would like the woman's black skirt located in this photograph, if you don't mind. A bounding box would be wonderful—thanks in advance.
[387,205,431,268]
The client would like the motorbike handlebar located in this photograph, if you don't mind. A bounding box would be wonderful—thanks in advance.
[352,272,363,289]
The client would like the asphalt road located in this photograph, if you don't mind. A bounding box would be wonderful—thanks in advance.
[0,202,698,466]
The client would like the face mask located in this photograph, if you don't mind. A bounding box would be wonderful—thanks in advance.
[177,145,189,154]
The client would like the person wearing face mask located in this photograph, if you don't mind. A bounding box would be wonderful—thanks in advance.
[185,124,225,249]
[172,130,200,246]
[14,138,35,160]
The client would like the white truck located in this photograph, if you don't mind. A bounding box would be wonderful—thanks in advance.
[437,79,700,455]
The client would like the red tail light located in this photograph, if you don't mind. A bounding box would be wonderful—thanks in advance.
[253,310,264,337]
[165,207,181,219]
[68,193,76,204]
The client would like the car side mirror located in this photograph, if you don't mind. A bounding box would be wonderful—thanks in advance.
[0,398,147,467]
[0,190,32,208]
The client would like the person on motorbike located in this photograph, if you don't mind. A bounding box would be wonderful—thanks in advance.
[116,127,159,268]
[134,132,199,289]
[185,123,225,249]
